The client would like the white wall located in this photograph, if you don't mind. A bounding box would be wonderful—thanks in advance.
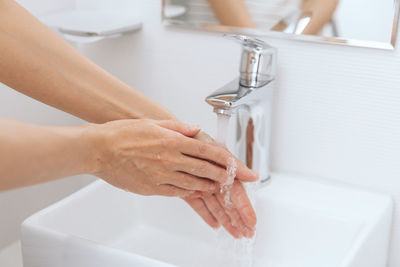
[335,0,395,43]
[76,1,400,266]
[0,0,94,250]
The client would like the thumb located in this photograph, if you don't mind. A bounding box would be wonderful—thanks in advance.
[157,120,201,137]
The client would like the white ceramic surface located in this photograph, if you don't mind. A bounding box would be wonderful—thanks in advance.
[40,10,143,43]
[21,173,393,267]
[0,241,23,267]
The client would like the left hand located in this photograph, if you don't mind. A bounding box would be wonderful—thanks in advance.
[182,132,257,238]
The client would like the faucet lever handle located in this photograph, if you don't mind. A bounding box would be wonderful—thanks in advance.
[224,34,276,88]
[224,34,271,51]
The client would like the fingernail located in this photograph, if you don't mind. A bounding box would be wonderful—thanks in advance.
[190,125,201,131]
[213,224,221,231]
[212,222,220,229]
[250,169,259,179]
[243,227,254,238]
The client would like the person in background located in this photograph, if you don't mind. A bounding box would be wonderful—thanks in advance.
[207,0,339,35]
[0,0,258,238]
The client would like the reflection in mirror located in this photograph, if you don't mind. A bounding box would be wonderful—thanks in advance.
[163,0,399,49]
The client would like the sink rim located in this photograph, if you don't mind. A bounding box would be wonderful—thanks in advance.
[21,173,393,267]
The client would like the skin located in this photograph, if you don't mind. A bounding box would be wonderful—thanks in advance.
[0,118,256,196]
[301,0,340,35]
[0,0,257,237]
[186,132,257,238]
[207,0,256,28]
[208,0,339,35]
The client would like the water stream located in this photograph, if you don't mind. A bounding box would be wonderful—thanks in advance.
[215,113,257,267]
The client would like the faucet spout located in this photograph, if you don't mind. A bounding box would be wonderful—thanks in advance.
[205,35,277,183]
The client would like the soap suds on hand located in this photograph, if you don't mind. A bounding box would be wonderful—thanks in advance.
[220,157,237,207]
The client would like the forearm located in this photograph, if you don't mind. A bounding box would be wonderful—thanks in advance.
[0,0,174,123]
[207,0,256,28]
[0,118,95,191]
[302,0,339,35]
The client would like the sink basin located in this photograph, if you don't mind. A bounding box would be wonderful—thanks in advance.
[21,173,393,267]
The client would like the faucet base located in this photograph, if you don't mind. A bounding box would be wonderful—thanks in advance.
[260,175,272,184]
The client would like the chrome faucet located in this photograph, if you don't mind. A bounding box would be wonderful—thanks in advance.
[206,35,277,183]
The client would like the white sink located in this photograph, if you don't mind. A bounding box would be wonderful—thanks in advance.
[21,173,393,267]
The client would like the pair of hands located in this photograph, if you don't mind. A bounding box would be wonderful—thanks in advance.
[89,119,258,238]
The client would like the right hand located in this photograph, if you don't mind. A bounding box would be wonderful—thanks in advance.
[87,119,258,197]
[183,132,258,238]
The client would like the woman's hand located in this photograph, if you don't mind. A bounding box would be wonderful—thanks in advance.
[183,132,258,238]
[301,0,339,35]
[89,119,258,197]
[185,180,257,238]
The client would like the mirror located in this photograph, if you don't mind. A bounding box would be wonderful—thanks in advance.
[162,0,400,50]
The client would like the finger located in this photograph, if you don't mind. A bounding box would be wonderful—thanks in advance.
[215,192,243,228]
[180,138,259,182]
[168,171,217,192]
[231,181,257,228]
[215,192,255,238]
[177,156,227,184]
[202,194,242,239]
[156,184,197,198]
[194,131,215,144]
[157,120,200,137]
[183,197,220,229]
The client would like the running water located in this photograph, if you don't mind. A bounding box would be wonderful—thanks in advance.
[216,113,231,145]
[215,113,257,267]
[216,114,235,206]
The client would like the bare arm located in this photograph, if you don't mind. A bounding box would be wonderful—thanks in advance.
[302,0,339,35]
[0,118,94,191]
[207,0,256,28]
[0,0,174,123]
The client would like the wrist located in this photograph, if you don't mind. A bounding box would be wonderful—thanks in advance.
[41,124,103,177]
[78,123,106,176]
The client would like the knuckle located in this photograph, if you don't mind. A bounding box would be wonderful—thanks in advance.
[198,142,208,155]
